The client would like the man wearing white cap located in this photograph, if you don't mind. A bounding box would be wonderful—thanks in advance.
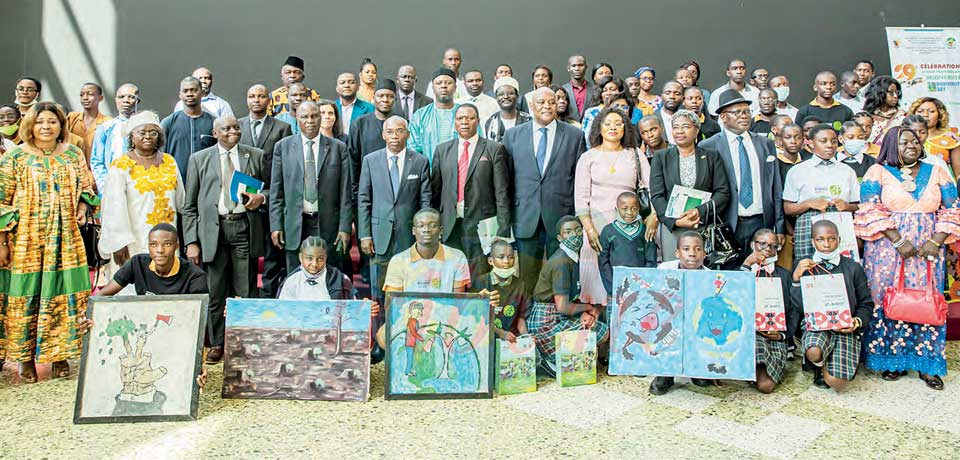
[483,77,531,143]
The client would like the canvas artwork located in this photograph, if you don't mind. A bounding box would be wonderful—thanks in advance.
[222,299,372,402]
[495,336,537,395]
[682,271,757,380]
[74,295,207,424]
[385,292,494,399]
[800,274,853,331]
[556,330,597,387]
[608,268,684,376]
[755,277,787,332]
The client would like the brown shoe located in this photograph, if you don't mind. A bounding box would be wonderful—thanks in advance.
[19,362,37,383]
[51,360,70,378]
[206,346,224,364]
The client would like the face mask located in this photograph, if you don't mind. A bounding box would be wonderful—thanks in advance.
[813,247,842,265]
[491,265,517,280]
[561,234,583,252]
[774,86,790,102]
[842,139,867,157]
[763,255,778,265]
[0,123,18,137]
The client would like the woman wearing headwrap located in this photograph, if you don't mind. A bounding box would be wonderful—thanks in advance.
[633,67,662,116]
[98,111,185,294]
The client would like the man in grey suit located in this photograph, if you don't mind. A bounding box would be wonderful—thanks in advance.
[432,103,512,281]
[502,87,588,292]
[239,83,293,298]
[183,115,268,363]
[699,89,785,268]
[270,100,353,275]
[394,65,433,120]
[562,55,594,122]
[358,116,432,303]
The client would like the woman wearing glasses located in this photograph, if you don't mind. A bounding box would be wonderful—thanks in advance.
[862,76,906,147]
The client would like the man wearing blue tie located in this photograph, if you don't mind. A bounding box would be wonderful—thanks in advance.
[700,89,785,268]
[502,87,587,292]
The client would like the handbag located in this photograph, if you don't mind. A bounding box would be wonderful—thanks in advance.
[882,260,948,326]
[79,221,109,268]
[632,148,652,218]
[700,200,740,268]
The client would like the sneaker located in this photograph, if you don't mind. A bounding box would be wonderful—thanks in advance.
[786,342,797,361]
[813,370,829,389]
[649,376,674,395]
[690,378,715,388]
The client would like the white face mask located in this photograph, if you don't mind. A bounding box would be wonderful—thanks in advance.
[842,139,867,157]
[814,247,843,265]
[774,86,790,102]
[763,255,778,266]
[491,265,517,280]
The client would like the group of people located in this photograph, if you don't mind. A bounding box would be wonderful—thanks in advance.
[1,49,957,398]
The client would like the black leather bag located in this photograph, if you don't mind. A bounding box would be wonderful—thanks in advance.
[632,148,653,218]
[700,200,740,268]
[80,222,108,267]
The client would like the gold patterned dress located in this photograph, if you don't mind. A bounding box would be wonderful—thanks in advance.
[0,145,98,363]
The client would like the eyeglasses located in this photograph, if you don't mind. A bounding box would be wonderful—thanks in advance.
[724,109,751,118]
[639,76,654,82]
[752,241,781,251]
[16,86,37,93]
[886,89,902,97]
[384,129,407,137]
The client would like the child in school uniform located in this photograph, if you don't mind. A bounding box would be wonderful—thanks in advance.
[837,121,877,182]
[528,216,609,377]
[791,220,874,390]
[742,228,797,394]
[472,239,529,342]
[598,191,656,295]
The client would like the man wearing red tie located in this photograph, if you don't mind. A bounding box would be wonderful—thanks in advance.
[430,103,512,282]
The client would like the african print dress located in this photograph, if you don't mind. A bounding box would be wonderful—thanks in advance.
[0,145,98,363]
[854,163,960,376]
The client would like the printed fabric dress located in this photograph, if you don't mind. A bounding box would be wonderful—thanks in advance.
[574,148,650,305]
[0,145,99,363]
[854,162,960,376]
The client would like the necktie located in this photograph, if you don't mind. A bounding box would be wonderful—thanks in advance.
[458,140,470,202]
[737,135,754,208]
[304,140,318,204]
[401,96,410,119]
[221,151,236,212]
[536,127,548,174]
[252,119,262,144]
[390,154,400,197]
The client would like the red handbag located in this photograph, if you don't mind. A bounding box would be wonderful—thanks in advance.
[882,261,948,326]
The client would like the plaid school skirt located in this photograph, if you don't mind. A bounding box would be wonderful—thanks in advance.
[527,302,609,364]
[756,334,789,383]
[802,330,861,380]
[793,211,818,261]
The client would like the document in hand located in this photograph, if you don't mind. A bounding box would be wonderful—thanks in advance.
[665,185,711,218]
[478,216,514,255]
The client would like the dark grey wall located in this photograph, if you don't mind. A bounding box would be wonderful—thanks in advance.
[4,0,959,116]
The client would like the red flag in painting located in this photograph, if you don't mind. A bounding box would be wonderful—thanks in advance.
[156,314,173,325]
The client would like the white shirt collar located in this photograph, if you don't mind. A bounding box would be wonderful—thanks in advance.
[387,148,406,158]
[301,133,321,145]
[533,119,557,132]
[722,126,750,144]
[218,144,238,156]
[559,245,579,262]
[458,133,480,145]
[340,98,355,108]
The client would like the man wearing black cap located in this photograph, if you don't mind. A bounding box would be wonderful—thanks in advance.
[408,68,461,165]
[270,55,320,116]
[349,79,397,185]
[701,89,785,268]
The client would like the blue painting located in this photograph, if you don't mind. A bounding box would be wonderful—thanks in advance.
[385,293,494,399]
[222,299,372,401]
[682,271,756,381]
[609,268,684,376]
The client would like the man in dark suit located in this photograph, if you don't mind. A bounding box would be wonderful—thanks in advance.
[349,79,397,194]
[700,89,785,268]
[502,87,587,292]
[270,100,353,275]
[239,83,293,298]
[394,65,433,120]
[183,115,268,363]
[431,103,512,280]
[358,115,432,303]
[562,55,594,122]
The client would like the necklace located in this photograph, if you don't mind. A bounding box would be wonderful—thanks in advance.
[607,148,624,173]
[133,149,158,160]
[900,161,919,192]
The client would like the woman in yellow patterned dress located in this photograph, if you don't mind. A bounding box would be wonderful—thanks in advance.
[0,102,98,382]
[908,97,960,177]
[98,111,184,287]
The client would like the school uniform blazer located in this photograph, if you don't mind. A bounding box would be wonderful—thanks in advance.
[357,149,432,256]
[431,137,512,242]
[649,145,731,231]
[183,143,268,263]
[269,134,353,251]
[700,130,785,234]
[502,120,587,239]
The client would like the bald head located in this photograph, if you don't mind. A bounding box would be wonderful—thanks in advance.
[443,48,462,74]
[115,83,140,117]
[213,115,241,149]
[192,67,213,95]
[383,115,409,153]
[247,84,270,116]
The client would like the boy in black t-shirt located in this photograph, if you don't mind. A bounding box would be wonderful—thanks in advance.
[98,223,208,296]
[472,239,529,342]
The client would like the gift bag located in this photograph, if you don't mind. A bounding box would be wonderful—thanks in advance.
[755,277,786,332]
[800,273,853,331]
[555,330,597,387]
[495,336,537,395]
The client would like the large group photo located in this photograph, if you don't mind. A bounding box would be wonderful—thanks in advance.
[1,2,959,458]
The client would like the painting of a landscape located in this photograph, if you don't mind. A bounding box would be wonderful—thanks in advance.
[222,299,372,402]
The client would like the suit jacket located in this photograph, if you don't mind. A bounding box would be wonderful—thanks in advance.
[699,130,784,233]
[183,143,268,263]
[239,115,293,189]
[393,90,433,120]
[358,149,432,255]
[431,137,512,242]
[649,145,731,231]
[562,81,595,122]
[502,121,587,239]
[269,134,353,250]
[335,98,374,129]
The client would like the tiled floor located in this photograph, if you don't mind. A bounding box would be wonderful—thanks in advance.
[1,343,958,460]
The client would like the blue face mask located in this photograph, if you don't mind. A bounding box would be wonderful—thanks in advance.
[774,86,790,102]
[842,139,867,157]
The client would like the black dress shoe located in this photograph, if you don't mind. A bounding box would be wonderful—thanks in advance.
[690,378,715,388]
[649,376,674,395]
[881,370,907,381]
[920,373,944,391]
[370,344,385,365]
[206,346,224,364]
[813,370,829,389]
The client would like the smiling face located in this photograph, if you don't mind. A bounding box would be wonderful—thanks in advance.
[495,86,518,111]
[464,71,484,96]
[319,104,338,133]
[600,111,625,144]
[532,90,557,125]
[0,106,19,126]
[32,110,61,144]
[600,81,621,105]
[672,115,698,147]
[720,102,751,133]
[617,194,641,223]
[15,79,38,104]
[131,123,161,152]
[193,68,213,94]
[214,116,242,150]
[532,68,551,89]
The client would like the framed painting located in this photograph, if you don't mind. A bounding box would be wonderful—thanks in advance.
[222,299,372,401]
[555,330,597,387]
[495,336,536,395]
[608,268,684,377]
[384,292,494,400]
[682,271,756,381]
[74,294,208,424]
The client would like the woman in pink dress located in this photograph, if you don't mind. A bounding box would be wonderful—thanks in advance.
[575,105,651,305]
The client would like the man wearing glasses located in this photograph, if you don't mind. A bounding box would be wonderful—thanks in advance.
[14,77,41,116]
[701,89,785,268]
